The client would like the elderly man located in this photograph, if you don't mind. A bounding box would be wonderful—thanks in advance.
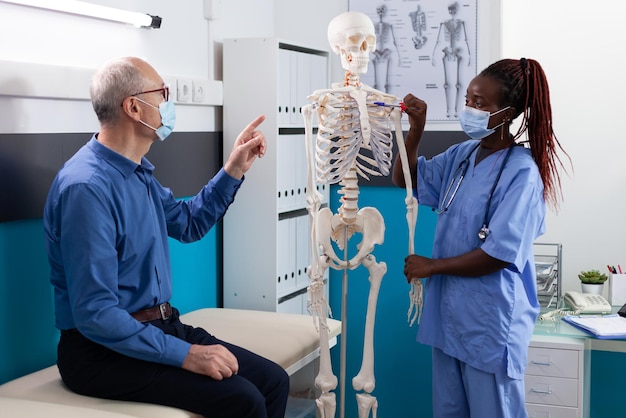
[43,57,289,418]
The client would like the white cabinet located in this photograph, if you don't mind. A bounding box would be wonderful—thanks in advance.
[525,335,589,418]
[222,38,330,314]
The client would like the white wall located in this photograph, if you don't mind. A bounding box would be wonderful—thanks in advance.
[0,0,217,133]
[502,0,626,296]
[0,0,346,134]
[211,0,347,85]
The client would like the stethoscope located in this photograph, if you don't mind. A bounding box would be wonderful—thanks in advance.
[433,143,515,241]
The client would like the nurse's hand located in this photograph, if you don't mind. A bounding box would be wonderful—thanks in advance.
[402,94,427,133]
[403,254,433,283]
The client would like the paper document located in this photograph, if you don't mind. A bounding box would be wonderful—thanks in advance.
[563,314,626,339]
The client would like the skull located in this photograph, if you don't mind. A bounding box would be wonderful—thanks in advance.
[327,11,376,75]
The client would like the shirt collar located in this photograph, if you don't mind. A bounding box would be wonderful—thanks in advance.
[89,134,155,178]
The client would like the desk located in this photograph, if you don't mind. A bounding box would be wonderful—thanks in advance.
[534,312,626,353]
[529,309,626,418]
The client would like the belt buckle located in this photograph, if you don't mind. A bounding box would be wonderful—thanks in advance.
[159,303,169,320]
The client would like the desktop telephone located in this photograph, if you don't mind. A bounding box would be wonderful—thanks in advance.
[563,291,612,314]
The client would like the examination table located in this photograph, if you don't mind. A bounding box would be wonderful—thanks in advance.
[0,308,341,417]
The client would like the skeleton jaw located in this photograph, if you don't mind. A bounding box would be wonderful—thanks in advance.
[341,50,370,75]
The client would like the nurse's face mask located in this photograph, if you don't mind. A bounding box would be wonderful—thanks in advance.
[459,106,510,140]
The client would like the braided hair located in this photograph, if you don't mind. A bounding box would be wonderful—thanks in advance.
[479,58,569,209]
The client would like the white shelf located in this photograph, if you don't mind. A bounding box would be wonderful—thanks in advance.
[222,38,330,314]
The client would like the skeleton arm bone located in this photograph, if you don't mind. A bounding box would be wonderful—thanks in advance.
[390,103,424,325]
[303,104,324,274]
[391,94,426,188]
[304,104,339,412]
[389,108,417,217]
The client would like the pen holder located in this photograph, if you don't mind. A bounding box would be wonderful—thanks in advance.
[609,273,626,306]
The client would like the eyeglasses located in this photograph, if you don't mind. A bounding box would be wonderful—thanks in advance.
[132,85,170,102]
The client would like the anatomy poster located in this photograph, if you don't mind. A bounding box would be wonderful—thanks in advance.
[348,0,478,121]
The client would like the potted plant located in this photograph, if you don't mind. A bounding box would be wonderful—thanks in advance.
[578,269,608,295]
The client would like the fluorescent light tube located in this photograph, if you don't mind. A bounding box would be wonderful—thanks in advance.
[0,0,162,28]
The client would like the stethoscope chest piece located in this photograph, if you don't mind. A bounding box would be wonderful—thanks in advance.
[478,225,490,241]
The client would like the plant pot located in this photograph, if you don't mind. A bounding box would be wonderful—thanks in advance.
[581,283,604,295]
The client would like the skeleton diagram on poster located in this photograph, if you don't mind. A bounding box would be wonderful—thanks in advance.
[349,0,478,121]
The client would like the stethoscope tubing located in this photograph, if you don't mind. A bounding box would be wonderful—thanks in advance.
[434,142,515,241]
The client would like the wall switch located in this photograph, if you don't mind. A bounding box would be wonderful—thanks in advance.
[176,78,192,102]
[192,79,208,103]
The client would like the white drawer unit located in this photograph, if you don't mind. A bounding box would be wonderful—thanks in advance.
[525,335,589,418]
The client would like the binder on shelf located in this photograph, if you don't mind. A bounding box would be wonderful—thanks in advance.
[562,314,626,339]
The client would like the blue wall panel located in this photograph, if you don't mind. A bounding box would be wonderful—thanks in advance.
[328,186,437,418]
[589,350,626,418]
[0,219,58,384]
[169,224,221,313]
[0,218,221,385]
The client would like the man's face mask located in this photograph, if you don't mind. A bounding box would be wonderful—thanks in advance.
[136,98,176,141]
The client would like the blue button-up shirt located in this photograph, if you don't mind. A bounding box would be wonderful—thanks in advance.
[44,136,242,367]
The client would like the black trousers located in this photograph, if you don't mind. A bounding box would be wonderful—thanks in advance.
[58,309,289,418]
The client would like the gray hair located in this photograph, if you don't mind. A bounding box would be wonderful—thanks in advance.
[90,57,145,127]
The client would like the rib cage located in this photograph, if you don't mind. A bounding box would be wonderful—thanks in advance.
[313,90,395,184]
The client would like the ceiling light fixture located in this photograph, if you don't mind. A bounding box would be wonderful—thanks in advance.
[0,0,162,29]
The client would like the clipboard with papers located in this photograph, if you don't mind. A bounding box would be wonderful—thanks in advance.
[562,314,626,339]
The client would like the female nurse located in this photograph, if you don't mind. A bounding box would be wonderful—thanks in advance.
[392,58,569,418]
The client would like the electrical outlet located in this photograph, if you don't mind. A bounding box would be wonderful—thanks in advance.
[192,79,208,103]
[176,78,192,102]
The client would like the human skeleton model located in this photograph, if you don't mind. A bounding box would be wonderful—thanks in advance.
[431,1,471,118]
[409,5,427,49]
[302,11,421,418]
[372,5,401,94]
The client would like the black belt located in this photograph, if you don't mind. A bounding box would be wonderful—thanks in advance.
[131,302,173,322]
[60,302,173,335]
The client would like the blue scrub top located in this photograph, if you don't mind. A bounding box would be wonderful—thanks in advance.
[415,139,544,380]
